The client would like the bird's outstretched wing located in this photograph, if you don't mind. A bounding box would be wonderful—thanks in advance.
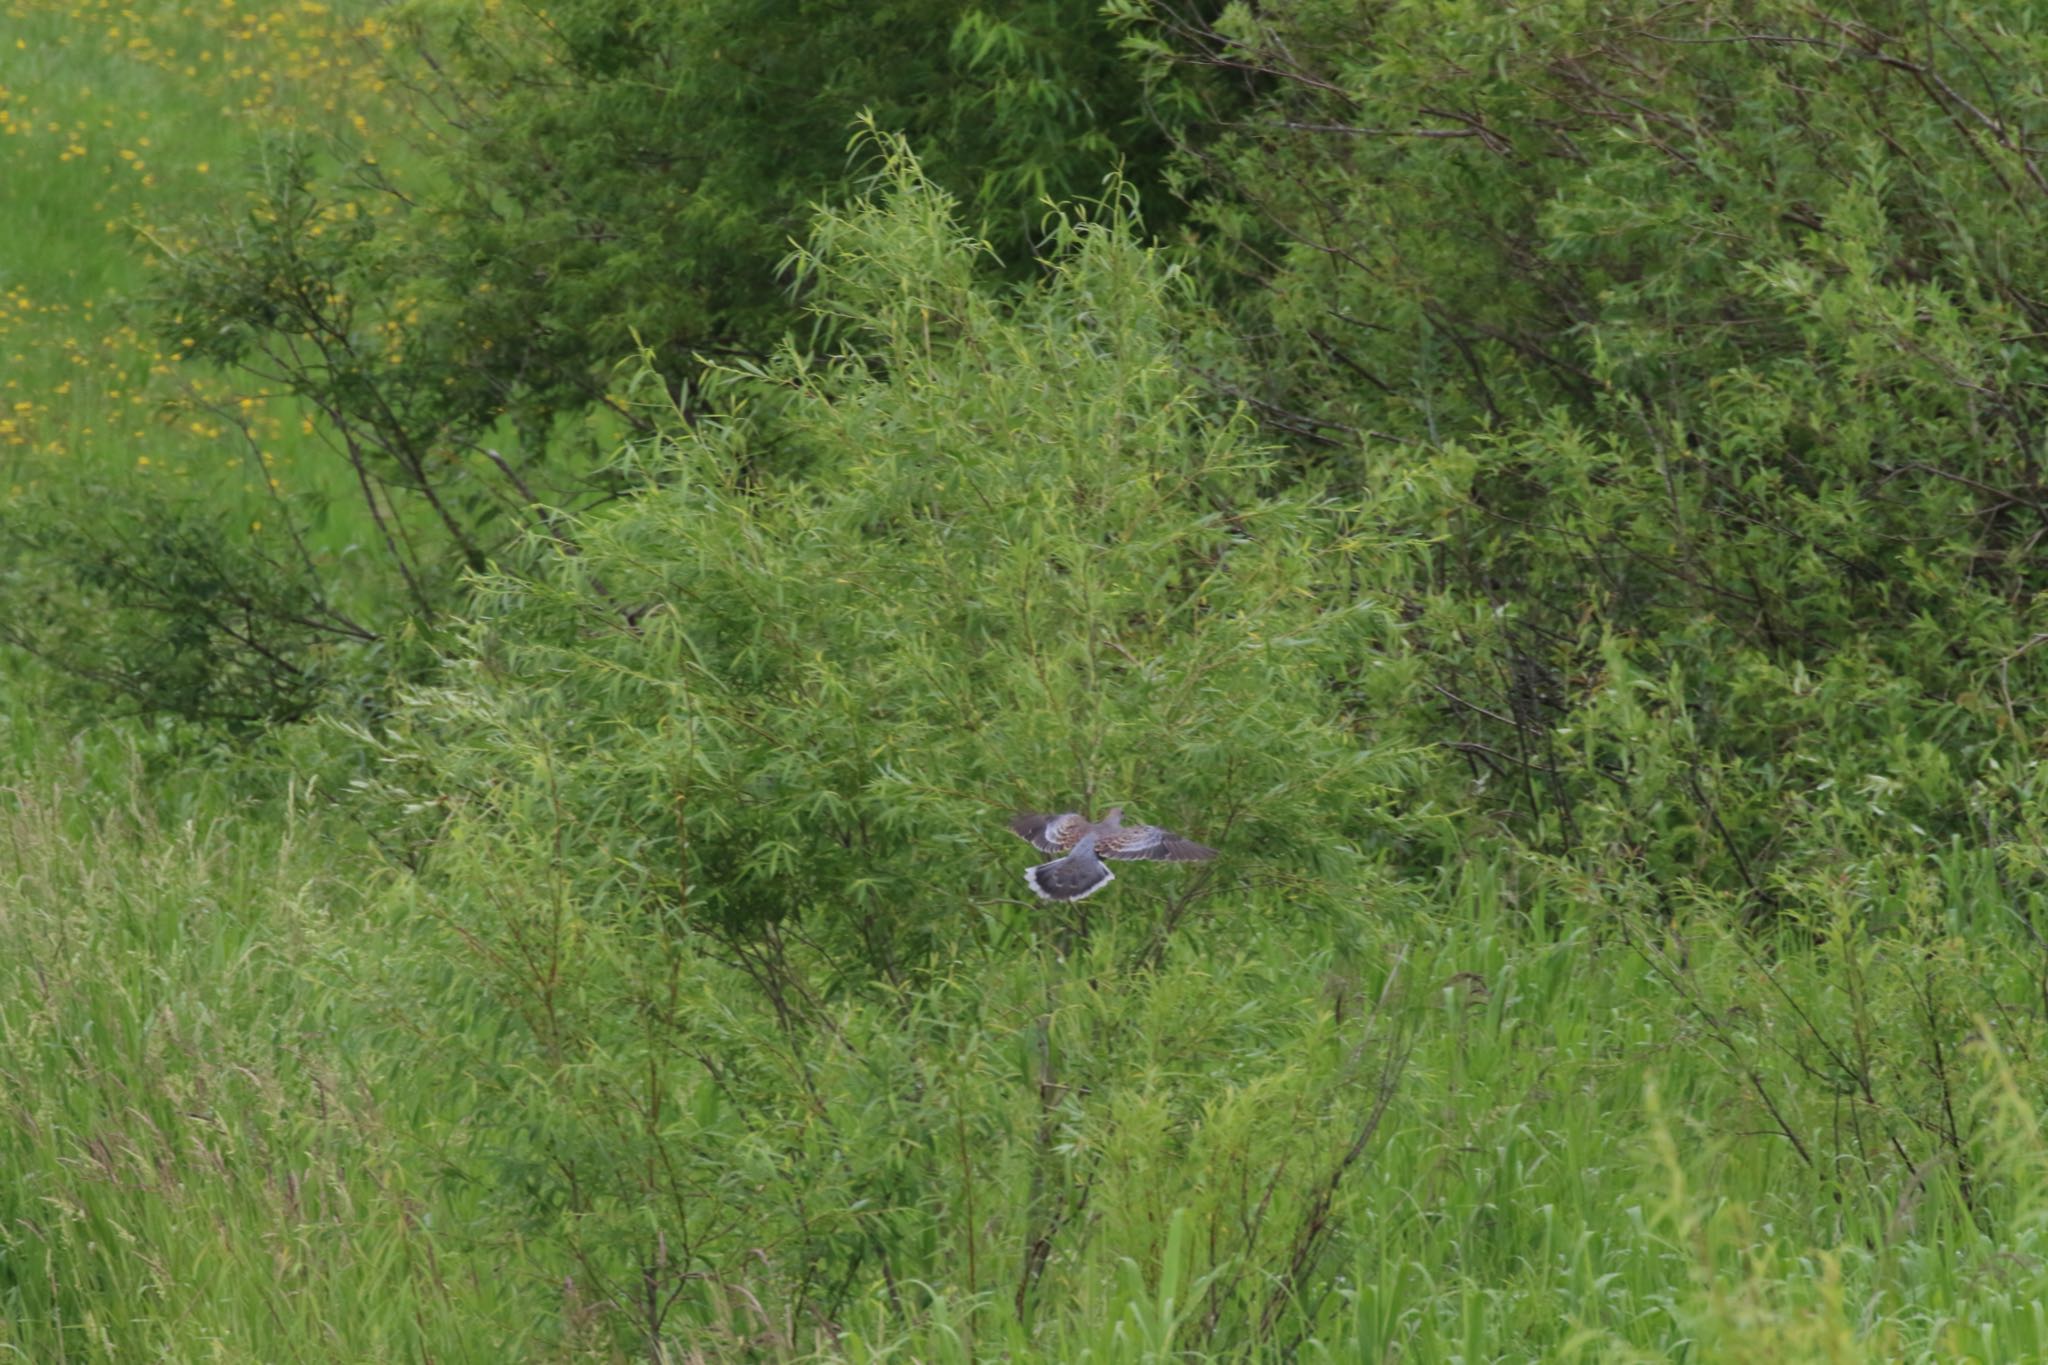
[1096,824,1217,862]
[1010,811,1087,854]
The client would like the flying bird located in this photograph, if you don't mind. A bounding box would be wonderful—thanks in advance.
[1008,806,1216,902]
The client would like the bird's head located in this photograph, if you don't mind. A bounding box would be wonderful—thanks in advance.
[1101,806,1125,827]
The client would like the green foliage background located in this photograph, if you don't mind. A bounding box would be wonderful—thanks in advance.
[10,0,2048,1360]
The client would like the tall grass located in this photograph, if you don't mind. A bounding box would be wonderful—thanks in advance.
[10,740,2048,1360]
[0,745,533,1358]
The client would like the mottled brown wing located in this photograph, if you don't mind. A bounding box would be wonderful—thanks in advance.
[1009,811,1087,855]
[1096,824,1217,862]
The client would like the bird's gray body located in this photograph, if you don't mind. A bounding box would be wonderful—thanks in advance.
[1023,831,1115,902]
[1011,806,1215,902]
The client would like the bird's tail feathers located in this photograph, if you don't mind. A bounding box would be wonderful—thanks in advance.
[1024,852,1114,902]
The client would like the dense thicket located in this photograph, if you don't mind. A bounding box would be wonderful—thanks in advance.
[1127,0,2048,904]
[322,120,2048,1356]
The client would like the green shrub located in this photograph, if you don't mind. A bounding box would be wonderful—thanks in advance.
[351,134,1433,1354]
[0,480,373,730]
[383,132,1424,973]
[1126,0,2048,903]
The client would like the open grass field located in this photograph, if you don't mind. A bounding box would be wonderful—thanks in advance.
[8,1,2048,1361]
[4,0,395,470]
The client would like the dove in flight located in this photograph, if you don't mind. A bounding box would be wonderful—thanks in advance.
[1008,806,1216,901]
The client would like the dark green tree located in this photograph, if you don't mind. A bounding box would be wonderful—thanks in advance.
[156,0,1202,584]
[103,1,1213,727]
[1122,0,2048,904]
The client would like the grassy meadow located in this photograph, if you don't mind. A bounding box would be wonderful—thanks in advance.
[8,1,2048,1361]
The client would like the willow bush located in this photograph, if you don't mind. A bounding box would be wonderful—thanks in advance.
[350,136,1435,1354]
[381,134,1434,971]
